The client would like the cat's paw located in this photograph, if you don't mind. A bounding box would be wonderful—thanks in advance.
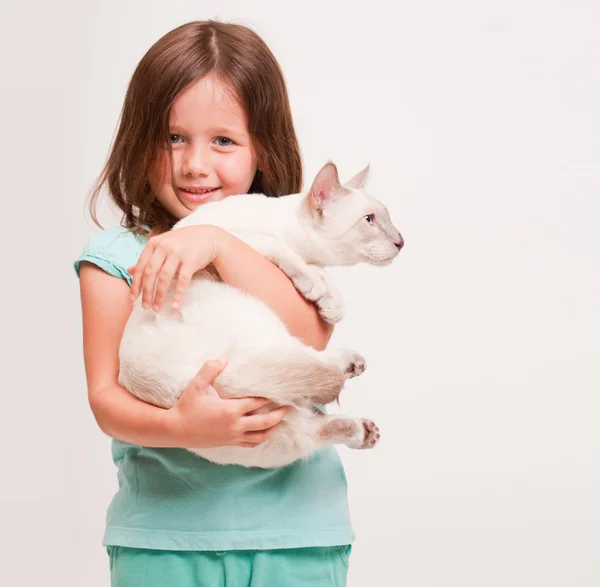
[358,420,380,449]
[336,349,367,379]
[292,268,328,302]
[317,287,345,324]
[343,418,380,449]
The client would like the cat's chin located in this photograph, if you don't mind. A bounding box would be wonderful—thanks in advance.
[361,255,397,267]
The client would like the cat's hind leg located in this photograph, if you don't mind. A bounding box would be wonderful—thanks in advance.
[214,340,367,408]
[315,415,380,449]
[214,346,346,407]
[318,348,367,379]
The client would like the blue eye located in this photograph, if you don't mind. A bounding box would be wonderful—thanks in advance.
[170,134,183,144]
[365,214,374,225]
[216,136,233,147]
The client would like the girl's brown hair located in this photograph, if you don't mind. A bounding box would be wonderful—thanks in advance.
[89,20,303,235]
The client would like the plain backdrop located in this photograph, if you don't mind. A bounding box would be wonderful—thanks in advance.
[2,1,598,585]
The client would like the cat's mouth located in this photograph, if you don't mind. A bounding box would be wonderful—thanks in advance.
[361,250,400,266]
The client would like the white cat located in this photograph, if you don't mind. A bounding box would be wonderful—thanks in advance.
[118,162,403,468]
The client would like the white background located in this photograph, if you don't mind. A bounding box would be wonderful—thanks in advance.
[2,1,599,585]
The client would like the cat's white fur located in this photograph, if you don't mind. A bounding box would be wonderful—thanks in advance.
[118,162,403,468]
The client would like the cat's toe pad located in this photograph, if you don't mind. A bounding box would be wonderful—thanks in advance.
[359,420,380,449]
[342,351,366,378]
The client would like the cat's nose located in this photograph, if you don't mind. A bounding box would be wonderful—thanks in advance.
[394,234,404,250]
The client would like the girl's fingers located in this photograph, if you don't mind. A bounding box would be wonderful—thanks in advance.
[171,266,194,309]
[141,250,168,309]
[242,424,280,444]
[130,243,156,300]
[153,257,181,310]
[235,396,277,416]
[242,405,291,432]
[187,360,228,392]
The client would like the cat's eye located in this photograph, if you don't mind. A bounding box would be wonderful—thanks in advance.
[365,214,375,225]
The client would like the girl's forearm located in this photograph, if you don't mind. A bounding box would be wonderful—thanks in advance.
[89,382,180,447]
[211,228,333,350]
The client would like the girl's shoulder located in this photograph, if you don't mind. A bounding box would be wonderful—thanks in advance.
[81,226,148,256]
[73,226,148,285]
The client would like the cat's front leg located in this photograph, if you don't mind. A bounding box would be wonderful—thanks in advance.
[316,415,380,449]
[229,232,329,301]
[307,265,345,324]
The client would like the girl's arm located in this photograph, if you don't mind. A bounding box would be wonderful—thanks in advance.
[79,263,289,447]
[212,228,334,351]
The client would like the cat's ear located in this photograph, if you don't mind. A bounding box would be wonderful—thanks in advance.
[308,161,344,215]
[345,164,370,190]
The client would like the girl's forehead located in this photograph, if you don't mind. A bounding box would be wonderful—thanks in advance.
[169,75,248,133]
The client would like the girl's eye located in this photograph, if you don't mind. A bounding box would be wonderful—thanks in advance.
[170,134,183,144]
[215,136,233,147]
[365,214,375,225]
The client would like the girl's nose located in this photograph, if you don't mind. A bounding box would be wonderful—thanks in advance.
[182,146,211,177]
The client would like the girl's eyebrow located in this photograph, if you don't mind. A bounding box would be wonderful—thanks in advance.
[169,124,247,136]
[208,126,247,136]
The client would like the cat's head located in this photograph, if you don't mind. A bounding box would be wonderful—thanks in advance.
[302,162,404,266]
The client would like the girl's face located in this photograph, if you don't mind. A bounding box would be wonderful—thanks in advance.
[152,75,258,219]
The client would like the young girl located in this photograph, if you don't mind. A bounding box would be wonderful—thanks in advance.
[75,20,354,586]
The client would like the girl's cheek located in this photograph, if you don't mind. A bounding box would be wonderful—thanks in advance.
[229,152,257,183]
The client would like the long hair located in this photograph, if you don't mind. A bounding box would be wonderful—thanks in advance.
[88,20,303,235]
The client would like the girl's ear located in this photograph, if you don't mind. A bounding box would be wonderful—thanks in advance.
[308,161,344,215]
[345,164,370,190]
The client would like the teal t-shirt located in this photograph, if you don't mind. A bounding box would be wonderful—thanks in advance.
[74,226,355,551]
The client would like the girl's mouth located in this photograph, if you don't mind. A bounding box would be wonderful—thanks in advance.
[179,187,220,203]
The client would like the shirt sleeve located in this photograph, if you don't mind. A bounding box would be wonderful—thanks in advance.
[73,227,145,287]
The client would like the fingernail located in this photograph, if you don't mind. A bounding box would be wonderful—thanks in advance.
[152,304,159,312]
[143,303,148,310]
[130,294,135,301]
[172,302,179,309]
[206,360,219,369]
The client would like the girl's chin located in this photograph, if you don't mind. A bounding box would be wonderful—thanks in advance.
[180,187,222,204]
[177,193,226,215]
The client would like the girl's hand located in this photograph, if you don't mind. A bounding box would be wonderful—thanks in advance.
[128,225,223,312]
[164,359,292,449]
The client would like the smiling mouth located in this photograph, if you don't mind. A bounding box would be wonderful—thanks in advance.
[178,187,221,202]
[179,187,220,195]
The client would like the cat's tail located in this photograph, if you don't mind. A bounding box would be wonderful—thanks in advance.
[213,350,345,407]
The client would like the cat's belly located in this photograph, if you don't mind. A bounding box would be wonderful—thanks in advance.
[118,275,299,408]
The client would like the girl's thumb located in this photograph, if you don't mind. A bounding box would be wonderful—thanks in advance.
[189,359,227,390]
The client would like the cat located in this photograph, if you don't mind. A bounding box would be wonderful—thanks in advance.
[118,161,403,468]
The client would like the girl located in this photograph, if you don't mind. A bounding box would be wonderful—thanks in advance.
[75,20,354,587]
